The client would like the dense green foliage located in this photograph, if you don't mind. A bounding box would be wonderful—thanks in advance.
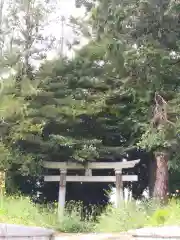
[92,0,180,155]
[1,0,180,200]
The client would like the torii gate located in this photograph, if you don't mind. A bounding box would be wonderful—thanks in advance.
[43,159,140,218]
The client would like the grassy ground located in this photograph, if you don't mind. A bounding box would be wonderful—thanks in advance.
[0,196,94,232]
[0,195,180,233]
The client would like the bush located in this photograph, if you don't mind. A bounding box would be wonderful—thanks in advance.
[59,211,94,233]
[95,201,149,232]
[59,201,95,233]
[0,195,57,228]
[0,195,95,233]
[95,199,180,233]
[148,208,170,226]
[157,199,180,226]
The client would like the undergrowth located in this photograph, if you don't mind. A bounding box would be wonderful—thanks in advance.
[0,195,180,233]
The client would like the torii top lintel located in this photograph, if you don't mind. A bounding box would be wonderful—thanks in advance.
[43,159,140,170]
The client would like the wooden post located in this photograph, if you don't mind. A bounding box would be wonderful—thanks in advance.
[85,169,92,176]
[115,169,123,207]
[58,169,67,219]
[0,171,5,197]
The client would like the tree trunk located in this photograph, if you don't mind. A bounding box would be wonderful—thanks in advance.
[149,157,156,198]
[153,150,169,202]
[0,171,5,197]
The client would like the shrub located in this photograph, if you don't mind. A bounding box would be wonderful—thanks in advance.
[0,195,95,233]
[95,199,180,233]
[0,195,57,228]
[148,208,170,226]
[59,201,95,233]
[59,211,94,233]
[145,199,180,227]
[95,201,149,233]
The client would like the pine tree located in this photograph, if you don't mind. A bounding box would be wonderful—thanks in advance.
[15,37,136,168]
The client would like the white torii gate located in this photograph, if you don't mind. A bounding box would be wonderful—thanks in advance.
[43,159,140,218]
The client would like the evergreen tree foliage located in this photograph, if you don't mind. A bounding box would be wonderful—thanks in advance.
[1,0,180,200]
[15,38,142,167]
[0,0,56,175]
[92,0,180,199]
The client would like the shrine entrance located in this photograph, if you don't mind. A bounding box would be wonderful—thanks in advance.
[43,160,140,218]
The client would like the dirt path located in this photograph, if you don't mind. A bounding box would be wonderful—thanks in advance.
[54,233,133,240]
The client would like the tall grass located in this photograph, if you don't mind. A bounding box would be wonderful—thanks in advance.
[0,195,57,229]
[95,201,150,232]
[95,199,180,232]
[1,195,180,233]
[0,195,94,232]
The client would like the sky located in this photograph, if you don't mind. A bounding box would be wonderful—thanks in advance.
[1,0,87,77]
[46,0,87,59]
